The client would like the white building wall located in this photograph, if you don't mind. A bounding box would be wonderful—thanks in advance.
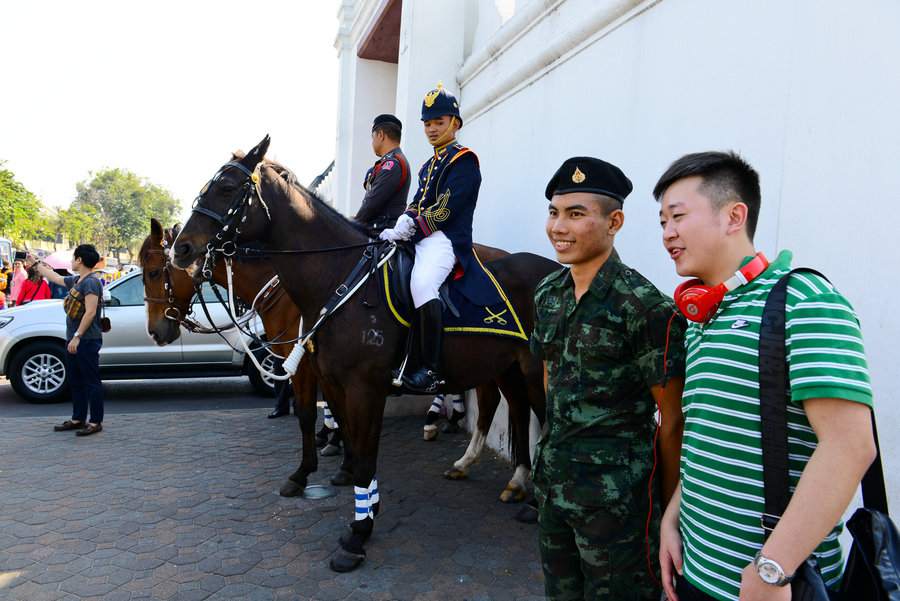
[334,0,900,505]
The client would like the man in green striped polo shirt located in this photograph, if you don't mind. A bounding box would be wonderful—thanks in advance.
[654,151,876,601]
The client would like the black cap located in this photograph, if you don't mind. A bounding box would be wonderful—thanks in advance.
[372,114,402,132]
[544,156,633,202]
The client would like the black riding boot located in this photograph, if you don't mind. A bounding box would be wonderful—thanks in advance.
[401,299,444,393]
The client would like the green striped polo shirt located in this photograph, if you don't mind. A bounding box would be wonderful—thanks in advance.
[680,250,873,601]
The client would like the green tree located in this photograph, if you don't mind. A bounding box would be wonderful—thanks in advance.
[54,204,100,248]
[0,160,48,245]
[73,168,181,259]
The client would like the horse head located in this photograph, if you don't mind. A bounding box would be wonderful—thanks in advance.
[140,217,196,345]
[172,134,272,270]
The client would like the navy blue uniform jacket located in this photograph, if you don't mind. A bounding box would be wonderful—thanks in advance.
[403,140,501,306]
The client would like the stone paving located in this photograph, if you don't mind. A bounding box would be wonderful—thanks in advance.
[0,410,545,600]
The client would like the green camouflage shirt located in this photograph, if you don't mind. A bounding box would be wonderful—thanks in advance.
[530,249,686,502]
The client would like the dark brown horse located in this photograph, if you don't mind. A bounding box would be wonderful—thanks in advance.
[171,135,557,572]
[139,219,517,498]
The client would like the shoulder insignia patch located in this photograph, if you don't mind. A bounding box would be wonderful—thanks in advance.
[382,160,394,171]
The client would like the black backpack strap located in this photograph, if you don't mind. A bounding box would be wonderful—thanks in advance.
[861,418,890,514]
[758,268,827,539]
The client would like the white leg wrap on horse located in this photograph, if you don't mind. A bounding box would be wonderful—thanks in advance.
[510,465,530,489]
[454,430,487,471]
[451,395,465,413]
[353,477,379,521]
[354,486,371,521]
[368,477,379,505]
[323,402,337,429]
[428,395,444,414]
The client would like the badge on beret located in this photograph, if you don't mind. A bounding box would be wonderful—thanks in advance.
[572,167,586,184]
[424,89,439,107]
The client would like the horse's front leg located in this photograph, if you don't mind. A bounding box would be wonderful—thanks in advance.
[329,387,386,573]
[494,362,534,503]
[280,358,319,497]
[444,383,500,479]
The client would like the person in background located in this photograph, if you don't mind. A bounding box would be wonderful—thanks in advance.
[8,259,26,307]
[531,156,686,600]
[30,244,106,437]
[47,269,69,299]
[353,114,411,234]
[655,151,875,601]
[15,264,51,305]
[1,259,10,294]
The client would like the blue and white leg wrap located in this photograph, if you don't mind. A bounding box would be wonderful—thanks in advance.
[323,402,337,429]
[354,476,379,521]
[451,393,465,414]
[428,394,444,415]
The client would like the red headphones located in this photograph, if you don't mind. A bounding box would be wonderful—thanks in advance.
[674,253,770,322]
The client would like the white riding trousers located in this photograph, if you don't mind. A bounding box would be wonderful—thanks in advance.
[411,230,456,308]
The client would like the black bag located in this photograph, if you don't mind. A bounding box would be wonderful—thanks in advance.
[838,421,900,600]
[760,269,900,601]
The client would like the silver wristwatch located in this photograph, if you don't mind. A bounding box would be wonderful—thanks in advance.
[73,332,81,338]
[754,551,793,586]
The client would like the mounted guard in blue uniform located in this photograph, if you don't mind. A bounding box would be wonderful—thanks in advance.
[379,84,501,392]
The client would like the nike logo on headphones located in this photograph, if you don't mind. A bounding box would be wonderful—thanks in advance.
[731,319,750,329]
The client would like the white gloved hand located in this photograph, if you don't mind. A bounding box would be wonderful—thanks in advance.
[394,214,416,239]
[379,228,402,242]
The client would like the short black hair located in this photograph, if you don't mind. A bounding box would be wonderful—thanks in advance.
[589,193,623,217]
[374,123,401,143]
[653,151,761,241]
[73,244,101,269]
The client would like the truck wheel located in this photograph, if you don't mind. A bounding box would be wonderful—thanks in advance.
[8,340,70,403]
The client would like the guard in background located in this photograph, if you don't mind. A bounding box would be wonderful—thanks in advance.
[379,84,501,392]
[354,114,411,234]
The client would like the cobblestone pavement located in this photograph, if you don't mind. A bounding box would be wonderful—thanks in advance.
[0,410,545,600]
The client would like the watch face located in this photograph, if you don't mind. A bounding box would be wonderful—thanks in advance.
[758,561,781,584]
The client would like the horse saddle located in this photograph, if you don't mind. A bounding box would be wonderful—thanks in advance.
[379,242,527,341]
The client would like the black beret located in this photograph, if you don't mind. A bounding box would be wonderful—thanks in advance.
[372,114,402,132]
[544,156,633,202]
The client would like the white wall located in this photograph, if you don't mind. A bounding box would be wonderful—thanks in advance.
[335,0,900,505]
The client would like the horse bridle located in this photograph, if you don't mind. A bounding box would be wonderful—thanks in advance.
[142,242,217,334]
[190,160,272,277]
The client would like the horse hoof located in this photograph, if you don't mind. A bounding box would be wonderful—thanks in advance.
[443,466,468,480]
[500,483,526,503]
[320,443,341,457]
[329,549,366,573]
[330,470,352,487]
[280,480,305,497]
[442,421,461,434]
[423,429,438,441]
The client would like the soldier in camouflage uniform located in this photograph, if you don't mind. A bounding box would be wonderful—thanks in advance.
[531,157,687,600]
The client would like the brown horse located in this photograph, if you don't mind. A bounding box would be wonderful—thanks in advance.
[140,218,518,498]
[171,135,557,572]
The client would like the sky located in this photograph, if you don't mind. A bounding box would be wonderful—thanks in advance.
[0,0,339,224]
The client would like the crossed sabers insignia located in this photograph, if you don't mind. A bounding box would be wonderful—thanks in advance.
[483,307,508,326]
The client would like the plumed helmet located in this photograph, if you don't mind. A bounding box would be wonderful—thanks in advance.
[421,83,462,126]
